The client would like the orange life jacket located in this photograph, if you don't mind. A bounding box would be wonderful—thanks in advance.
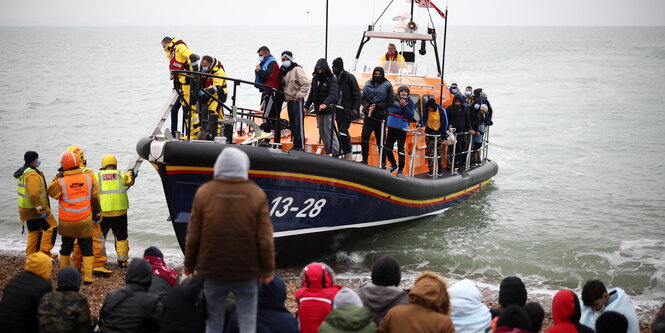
[58,173,92,221]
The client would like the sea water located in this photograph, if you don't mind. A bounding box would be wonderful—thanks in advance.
[0,26,663,304]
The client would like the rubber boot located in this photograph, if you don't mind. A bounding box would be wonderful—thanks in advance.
[72,241,82,270]
[116,239,129,268]
[26,230,40,256]
[93,266,112,276]
[60,255,70,268]
[82,256,94,285]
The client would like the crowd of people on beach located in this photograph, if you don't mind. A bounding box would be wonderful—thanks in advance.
[2,146,664,333]
[162,36,494,176]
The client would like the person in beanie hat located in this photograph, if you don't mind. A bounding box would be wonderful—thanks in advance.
[332,56,362,160]
[279,50,310,151]
[38,267,93,333]
[496,305,534,333]
[144,246,178,302]
[14,151,58,258]
[319,288,376,333]
[596,311,629,333]
[356,255,408,324]
[0,252,53,333]
[383,85,415,174]
[498,276,528,308]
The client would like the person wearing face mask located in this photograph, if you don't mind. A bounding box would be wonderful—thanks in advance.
[198,55,230,141]
[161,37,201,138]
[304,58,340,155]
[360,67,394,165]
[280,51,310,151]
[331,57,361,160]
[464,86,473,105]
[447,94,475,170]
[14,151,58,258]
[449,83,467,107]
[255,46,283,133]
[580,280,639,333]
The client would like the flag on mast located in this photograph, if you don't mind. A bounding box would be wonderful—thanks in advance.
[416,0,446,19]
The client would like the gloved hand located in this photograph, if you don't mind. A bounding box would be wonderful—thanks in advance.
[198,90,206,96]
[40,212,47,219]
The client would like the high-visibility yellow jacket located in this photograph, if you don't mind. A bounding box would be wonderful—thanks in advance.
[165,39,194,84]
[96,169,134,217]
[16,167,50,222]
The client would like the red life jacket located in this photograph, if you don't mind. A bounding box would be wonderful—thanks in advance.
[204,60,225,88]
[169,40,188,71]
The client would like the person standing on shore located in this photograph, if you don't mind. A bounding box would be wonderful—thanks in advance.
[97,154,134,269]
[280,50,310,151]
[332,57,361,160]
[0,252,53,333]
[184,147,275,333]
[14,151,58,258]
[47,151,101,285]
[580,280,639,333]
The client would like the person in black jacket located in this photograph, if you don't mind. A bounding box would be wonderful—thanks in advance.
[99,258,162,333]
[0,252,53,333]
[161,276,207,333]
[361,66,394,165]
[224,275,298,333]
[305,58,340,156]
[144,246,178,303]
[332,57,361,160]
[446,94,475,169]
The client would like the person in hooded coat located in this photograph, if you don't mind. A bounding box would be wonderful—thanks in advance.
[445,94,475,169]
[224,275,298,333]
[38,267,92,333]
[377,271,454,333]
[360,66,394,165]
[580,280,639,333]
[319,288,376,333]
[448,279,491,333]
[494,305,534,333]
[98,258,162,333]
[331,57,362,160]
[295,262,343,333]
[160,276,207,333]
[305,58,340,156]
[185,147,275,333]
[0,252,53,333]
[546,289,594,333]
[356,255,409,325]
[420,98,449,176]
[144,246,178,303]
[280,51,310,151]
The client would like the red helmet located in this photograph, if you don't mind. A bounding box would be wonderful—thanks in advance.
[60,151,81,171]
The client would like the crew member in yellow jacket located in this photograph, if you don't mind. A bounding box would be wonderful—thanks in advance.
[66,145,111,276]
[161,36,201,138]
[379,43,407,74]
[198,55,229,140]
[96,154,135,268]
[13,151,58,258]
[47,151,101,284]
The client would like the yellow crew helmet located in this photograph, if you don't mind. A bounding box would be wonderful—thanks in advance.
[66,145,87,167]
[101,154,118,170]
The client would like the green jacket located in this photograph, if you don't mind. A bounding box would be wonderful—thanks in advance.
[318,305,376,333]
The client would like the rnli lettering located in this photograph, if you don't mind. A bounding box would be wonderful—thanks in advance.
[68,182,87,196]
[102,173,118,181]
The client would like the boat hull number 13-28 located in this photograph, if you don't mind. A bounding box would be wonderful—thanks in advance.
[270,196,327,218]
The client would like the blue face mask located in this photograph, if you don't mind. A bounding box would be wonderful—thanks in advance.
[451,88,458,94]
[201,66,210,72]
[258,56,264,62]
[37,159,41,167]
[282,60,291,68]
[474,104,480,109]
[465,90,472,97]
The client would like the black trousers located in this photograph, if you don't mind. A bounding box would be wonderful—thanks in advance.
[101,214,128,241]
[60,236,92,256]
[383,127,407,171]
[337,119,352,155]
[361,118,385,164]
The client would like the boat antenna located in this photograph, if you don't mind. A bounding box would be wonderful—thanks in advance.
[440,4,449,103]
[325,0,329,60]
[372,0,395,27]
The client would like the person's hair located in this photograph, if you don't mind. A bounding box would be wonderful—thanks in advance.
[161,36,172,44]
[652,304,665,333]
[201,55,213,64]
[582,280,607,306]
[257,46,270,53]
[524,302,545,332]
[596,311,628,333]
[388,43,396,49]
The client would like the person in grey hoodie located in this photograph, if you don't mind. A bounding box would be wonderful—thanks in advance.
[356,255,408,324]
[319,288,376,333]
[304,58,340,156]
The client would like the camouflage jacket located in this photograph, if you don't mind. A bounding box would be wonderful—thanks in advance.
[38,290,91,333]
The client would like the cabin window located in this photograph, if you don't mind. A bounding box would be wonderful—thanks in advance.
[410,94,421,123]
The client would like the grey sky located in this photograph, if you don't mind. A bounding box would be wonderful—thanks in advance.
[1,0,664,27]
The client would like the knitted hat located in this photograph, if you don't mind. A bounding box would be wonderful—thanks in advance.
[480,104,489,112]
[332,57,344,70]
[499,276,528,308]
[371,254,401,287]
[596,311,628,333]
[24,151,38,165]
[281,51,293,60]
[397,86,410,96]
[496,305,533,332]
[450,83,458,88]
[333,288,363,309]
[143,246,164,259]
[58,267,81,292]
[24,252,52,281]
[426,98,438,111]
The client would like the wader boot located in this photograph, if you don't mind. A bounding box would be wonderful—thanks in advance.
[116,239,129,268]
[82,256,94,285]
[60,255,70,268]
